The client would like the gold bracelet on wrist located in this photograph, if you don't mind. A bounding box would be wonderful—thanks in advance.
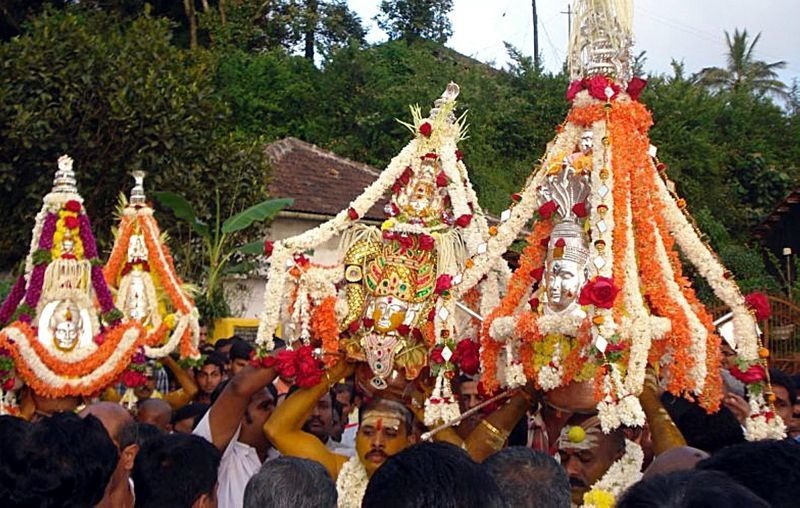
[480,419,509,450]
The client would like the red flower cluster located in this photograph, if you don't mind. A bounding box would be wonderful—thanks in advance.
[430,346,445,364]
[455,214,472,228]
[729,364,767,384]
[347,207,359,220]
[418,234,435,251]
[64,216,79,230]
[538,200,559,219]
[250,351,278,369]
[435,274,453,295]
[121,370,147,388]
[274,345,324,388]
[436,172,449,187]
[419,122,432,137]
[566,75,648,102]
[530,267,544,282]
[578,276,620,309]
[264,240,274,258]
[572,202,588,218]
[64,200,82,213]
[452,339,480,375]
[745,292,771,321]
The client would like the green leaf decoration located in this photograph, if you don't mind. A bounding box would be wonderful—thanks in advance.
[221,198,293,234]
[151,191,210,237]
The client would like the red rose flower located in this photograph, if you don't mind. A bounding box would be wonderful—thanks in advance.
[511,193,522,203]
[745,292,771,321]
[455,214,473,228]
[626,76,648,101]
[382,230,395,241]
[121,370,146,388]
[584,75,619,101]
[729,364,767,384]
[263,240,274,258]
[64,200,81,213]
[578,276,620,309]
[528,297,540,310]
[539,236,550,247]
[348,320,361,334]
[275,349,298,379]
[412,327,423,341]
[347,207,359,220]
[93,333,105,346]
[436,172,449,187]
[397,324,411,336]
[2,378,13,391]
[538,200,559,219]
[555,238,566,248]
[430,347,445,364]
[398,167,413,185]
[572,202,588,218]
[419,122,433,137]
[391,182,402,194]
[64,216,79,230]
[294,254,309,268]
[396,234,414,250]
[566,80,584,102]
[454,339,480,375]
[385,202,400,217]
[530,267,544,282]
[362,318,375,329]
[435,274,453,295]
[455,150,463,161]
[422,152,438,160]
[418,234,435,251]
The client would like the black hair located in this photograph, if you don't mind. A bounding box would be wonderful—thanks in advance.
[617,469,769,508]
[359,397,415,435]
[244,456,337,508]
[697,439,800,508]
[171,402,210,426]
[362,442,505,508]
[0,412,118,508]
[135,422,166,448]
[661,392,744,453]
[213,337,233,351]
[333,380,356,404]
[229,337,255,361]
[483,446,570,508]
[770,367,797,406]
[132,433,221,508]
[201,351,227,372]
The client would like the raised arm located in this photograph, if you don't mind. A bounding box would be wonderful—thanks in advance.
[463,391,531,462]
[263,360,353,479]
[161,356,199,409]
[205,364,278,452]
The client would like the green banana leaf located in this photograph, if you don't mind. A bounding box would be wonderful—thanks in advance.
[221,197,293,234]
[151,191,210,237]
[236,240,266,255]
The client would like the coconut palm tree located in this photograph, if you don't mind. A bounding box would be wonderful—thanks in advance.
[694,28,788,99]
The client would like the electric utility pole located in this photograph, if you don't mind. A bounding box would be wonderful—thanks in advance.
[561,3,573,37]
[532,0,540,68]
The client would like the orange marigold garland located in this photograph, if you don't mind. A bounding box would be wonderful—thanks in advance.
[312,296,340,366]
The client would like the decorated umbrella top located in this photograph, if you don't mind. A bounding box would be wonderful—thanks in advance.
[0,155,142,398]
[103,172,200,361]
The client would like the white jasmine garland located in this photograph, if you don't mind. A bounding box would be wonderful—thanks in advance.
[651,170,759,360]
[336,456,368,508]
[537,313,584,336]
[538,363,564,391]
[744,392,787,440]
[489,316,516,343]
[144,313,190,358]
[504,341,527,388]
[582,439,644,507]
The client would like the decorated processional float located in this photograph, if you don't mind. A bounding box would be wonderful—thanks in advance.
[0,155,145,414]
[102,172,201,407]
[450,0,781,470]
[254,83,510,425]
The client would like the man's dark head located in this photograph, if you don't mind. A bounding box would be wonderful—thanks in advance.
[557,414,625,506]
[483,446,570,508]
[302,389,335,443]
[196,352,226,396]
[132,433,221,508]
[334,381,357,419]
[229,338,255,376]
[356,397,415,477]
[697,438,800,508]
[363,442,505,508]
[769,367,796,425]
[618,469,769,508]
[244,456,336,508]
[137,398,173,432]
[0,412,118,507]
[171,402,209,433]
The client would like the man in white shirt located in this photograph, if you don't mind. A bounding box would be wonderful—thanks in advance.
[194,364,277,508]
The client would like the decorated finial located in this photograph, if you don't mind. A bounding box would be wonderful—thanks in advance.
[130,171,147,205]
[428,82,460,123]
[52,154,78,194]
[568,0,634,85]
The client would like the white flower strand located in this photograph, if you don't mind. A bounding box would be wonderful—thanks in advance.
[583,439,644,507]
[336,456,368,508]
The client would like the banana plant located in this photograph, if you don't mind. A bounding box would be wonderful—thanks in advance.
[152,190,292,325]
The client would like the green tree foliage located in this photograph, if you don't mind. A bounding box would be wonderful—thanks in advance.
[376,0,454,43]
[0,7,270,270]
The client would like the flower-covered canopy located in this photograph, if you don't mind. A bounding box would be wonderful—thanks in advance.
[103,172,200,361]
[0,155,142,398]
[453,0,781,439]
[256,83,509,425]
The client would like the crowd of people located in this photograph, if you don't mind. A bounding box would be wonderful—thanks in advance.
[2,333,800,508]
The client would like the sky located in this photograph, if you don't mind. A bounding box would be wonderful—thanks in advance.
[347,0,800,85]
